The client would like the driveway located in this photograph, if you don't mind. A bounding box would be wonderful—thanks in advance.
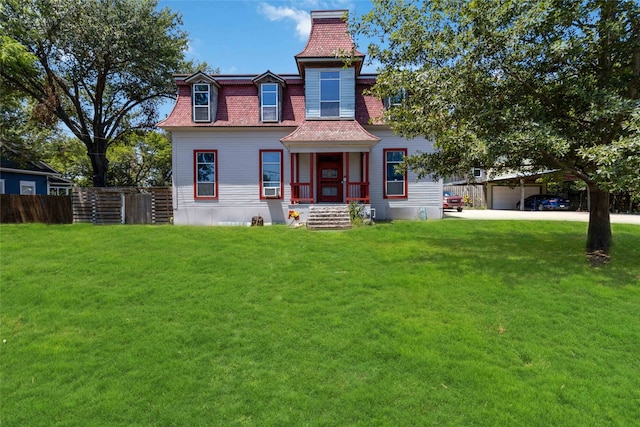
[444,209,640,225]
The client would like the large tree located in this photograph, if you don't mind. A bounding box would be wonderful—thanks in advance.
[0,0,188,187]
[107,131,172,187]
[353,0,639,261]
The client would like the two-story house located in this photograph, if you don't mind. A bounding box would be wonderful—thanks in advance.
[158,10,442,225]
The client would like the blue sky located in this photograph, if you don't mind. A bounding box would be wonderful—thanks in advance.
[157,0,376,75]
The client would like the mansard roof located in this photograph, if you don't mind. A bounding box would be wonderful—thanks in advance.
[157,74,384,128]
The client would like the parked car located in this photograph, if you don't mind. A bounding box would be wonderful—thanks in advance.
[443,191,464,212]
[516,194,570,211]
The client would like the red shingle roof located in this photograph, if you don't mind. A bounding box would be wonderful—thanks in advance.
[280,120,380,143]
[295,11,365,59]
[157,77,384,128]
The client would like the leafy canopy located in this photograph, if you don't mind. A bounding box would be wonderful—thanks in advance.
[354,0,640,193]
[0,0,192,186]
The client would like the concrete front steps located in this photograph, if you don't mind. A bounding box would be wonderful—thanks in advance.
[306,205,352,230]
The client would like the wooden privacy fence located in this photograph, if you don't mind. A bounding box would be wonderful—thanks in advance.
[72,187,172,225]
[0,194,73,224]
[444,184,487,208]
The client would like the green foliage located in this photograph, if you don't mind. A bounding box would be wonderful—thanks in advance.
[348,200,364,223]
[578,111,640,196]
[0,36,58,154]
[39,134,93,186]
[0,0,190,186]
[0,35,39,89]
[1,222,639,425]
[107,131,172,187]
[353,0,640,187]
[348,201,375,226]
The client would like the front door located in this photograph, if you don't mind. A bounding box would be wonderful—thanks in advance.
[317,153,343,203]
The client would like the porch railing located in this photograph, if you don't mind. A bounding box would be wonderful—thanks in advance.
[290,182,370,204]
[346,182,370,203]
[290,182,313,203]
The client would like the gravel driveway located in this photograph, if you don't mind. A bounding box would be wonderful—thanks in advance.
[443,209,640,225]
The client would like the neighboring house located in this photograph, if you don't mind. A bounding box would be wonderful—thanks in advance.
[158,10,441,225]
[0,144,73,195]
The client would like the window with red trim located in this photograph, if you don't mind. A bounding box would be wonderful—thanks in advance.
[260,149,283,199]
[384,148,407,198]
[194,150,218,199]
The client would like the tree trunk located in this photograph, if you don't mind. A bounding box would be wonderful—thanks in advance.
[89,150,109,187]
[586,185,611,254]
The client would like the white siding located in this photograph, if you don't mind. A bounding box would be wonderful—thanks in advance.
[172,128,294,225]
[305,70,320,119]
[367,129,442,220]
[348,152,363,180]
[297,153,312,182]
[171,127,442,225]
[339,68,355,119]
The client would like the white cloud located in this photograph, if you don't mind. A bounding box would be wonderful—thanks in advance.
[258,3,311,41]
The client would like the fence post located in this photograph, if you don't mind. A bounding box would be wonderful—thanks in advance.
[121,192,125,224]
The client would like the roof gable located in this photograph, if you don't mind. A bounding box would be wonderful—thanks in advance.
[184,71,220,87]
[252,71,287,87]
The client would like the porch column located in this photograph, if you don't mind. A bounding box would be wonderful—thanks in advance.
[309,153,314,204]
[345,152,350,203]
[365,152,370,203]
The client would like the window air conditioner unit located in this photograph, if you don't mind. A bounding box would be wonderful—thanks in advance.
[263,187,280,198]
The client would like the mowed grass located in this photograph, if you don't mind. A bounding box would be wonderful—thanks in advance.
[1,220,639,426]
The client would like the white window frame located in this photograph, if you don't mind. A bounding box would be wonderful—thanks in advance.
[260,150,283,200]
[320,71,341,118]
[384,149,407,198]
[194,150,218,199]
[193,83,211,122]
[261,83,279,122]
[20,180,37,195]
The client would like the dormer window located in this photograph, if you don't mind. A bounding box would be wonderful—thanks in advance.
[261,83,279,122]
[193,83,210,122]
[184,71,219,124]
[305,68,355,119]
[320,71,340,117]
[253,71,286,124]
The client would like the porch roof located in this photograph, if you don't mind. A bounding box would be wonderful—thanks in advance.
[280,120,380,152]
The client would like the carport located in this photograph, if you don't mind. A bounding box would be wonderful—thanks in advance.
[486,171,554,210]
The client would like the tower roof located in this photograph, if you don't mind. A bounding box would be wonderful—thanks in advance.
[295,10,365,75]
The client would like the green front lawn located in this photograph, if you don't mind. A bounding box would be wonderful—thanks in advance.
[1,221,639,426]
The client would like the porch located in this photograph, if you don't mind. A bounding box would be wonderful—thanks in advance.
[280,119,381,205]
[289,152,370,204]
